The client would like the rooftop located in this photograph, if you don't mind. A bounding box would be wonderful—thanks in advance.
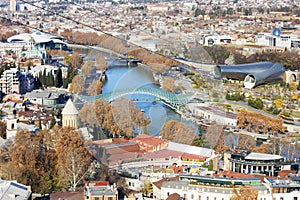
[245,152,283,161]
[61,99,78,115]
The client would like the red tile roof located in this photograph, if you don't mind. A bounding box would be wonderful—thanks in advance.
[167,193,181,200]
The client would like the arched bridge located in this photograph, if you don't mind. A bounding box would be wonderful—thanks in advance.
[77,88,194,106]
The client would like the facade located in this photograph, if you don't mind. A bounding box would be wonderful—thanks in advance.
[10,0,16,12]
[215,62,285,89]
[201,35,233,46]
[187,103,237,126]
[61,99,79,129]
[158,174,300,200]
[224,150,299,176]
[256,28,300,50]
[0,68,34,94]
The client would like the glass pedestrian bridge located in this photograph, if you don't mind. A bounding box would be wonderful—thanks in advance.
[77,87,194,106]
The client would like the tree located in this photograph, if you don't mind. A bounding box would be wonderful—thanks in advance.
[69,75,85,94]
[79,103,99,128]
[55,67,63,88]
[205,124,228,153]
[142,180,153,197]
[70,52,83,67]
[230,185,258,200]
[192,131,207,147]
[0,121,6,139]
[162,77,175,93]
[96,56,108,72]
[9,130,57,194]
[55,127,92,191]
[81,60,94,77]
[87,80,102,96]
[160,120,196,145]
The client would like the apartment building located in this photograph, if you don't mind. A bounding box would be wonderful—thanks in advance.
[0,68,34,94]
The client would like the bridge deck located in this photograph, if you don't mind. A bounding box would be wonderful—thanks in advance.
[77,87,194,105]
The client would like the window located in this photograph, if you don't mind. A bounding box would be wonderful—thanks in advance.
[95,198,99,200]
[280,197,284,200]
[191,194,194,199]
[293,197,297,200]
[198,196,201,200]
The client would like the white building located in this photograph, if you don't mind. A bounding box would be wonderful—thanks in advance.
[201,35,233,46]
[0,68,34,94]
[158,175,300,200]
[10,0,16,12]
[256,28,300,50]
[0,180,31,199]
[187,103,237,126]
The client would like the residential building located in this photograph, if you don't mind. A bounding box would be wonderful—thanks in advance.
[24,88,67,107]
[0,180,31,199]
[10,0,16,12]
[158,174,300,200]
[0,68,34,94]
[84,181,118,200]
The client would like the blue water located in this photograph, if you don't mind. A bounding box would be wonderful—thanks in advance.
[102,65,188,135]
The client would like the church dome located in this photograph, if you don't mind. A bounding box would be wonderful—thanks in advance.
[272,28,282,37]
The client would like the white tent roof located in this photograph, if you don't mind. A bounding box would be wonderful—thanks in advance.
[245,152,283,161]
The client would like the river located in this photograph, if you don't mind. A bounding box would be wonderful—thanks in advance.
[103,64,184,135]
[72,46,190,136]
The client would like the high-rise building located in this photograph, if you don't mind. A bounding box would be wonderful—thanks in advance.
[10,0,16,12]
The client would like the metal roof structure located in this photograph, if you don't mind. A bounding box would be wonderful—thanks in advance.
[215,62,285,89]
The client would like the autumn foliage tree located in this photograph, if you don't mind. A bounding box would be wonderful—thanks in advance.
[87,80,102,96]
[70,75,85,94]
[81,98,150,138]
[55,127,92,191]
[0,121,6,139]
[96,56,108,72]
[160,120,196,145]
[81,60,94,77]
[230,185,258,200]
[162,77,175,93]
[205,124,228,153]
[237,109,283,135]
[8,127,93,193]
[9,130,57,194]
